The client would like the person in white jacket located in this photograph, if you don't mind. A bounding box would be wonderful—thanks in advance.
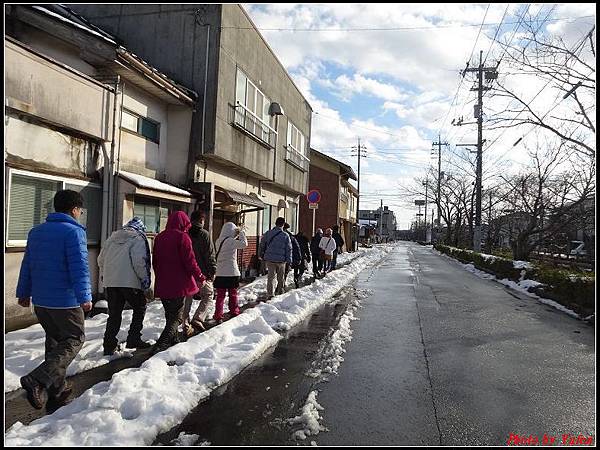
[213,221,248,323]
[97,217,153,355]
[319,228,337,274]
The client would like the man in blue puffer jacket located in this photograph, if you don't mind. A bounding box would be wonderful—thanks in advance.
[16,190,92,411]
[258,216,292,299]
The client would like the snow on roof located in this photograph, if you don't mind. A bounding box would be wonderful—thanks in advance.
[119,171,191,197]
[30,5,117,45]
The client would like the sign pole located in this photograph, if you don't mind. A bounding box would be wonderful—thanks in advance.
[312,208,316,236]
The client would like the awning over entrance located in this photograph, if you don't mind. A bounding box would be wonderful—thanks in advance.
[216,186,266,210]
[118,170,192,203]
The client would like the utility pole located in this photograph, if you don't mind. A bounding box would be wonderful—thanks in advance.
[351,138,367,251]
[432,135,448,234]
[456,50,498,252]
[379,199,383,238]
[422,178,429,242]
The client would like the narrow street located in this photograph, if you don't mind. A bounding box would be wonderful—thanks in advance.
[154,243,595,446]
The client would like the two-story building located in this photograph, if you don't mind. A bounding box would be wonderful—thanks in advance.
[359,206,397,242]
[68,4,312,278]
[298,149,358,249]
[5,4,198,329]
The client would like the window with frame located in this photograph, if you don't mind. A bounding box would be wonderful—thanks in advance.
[7,170,102,245]
[287,202,298,234]
[285,120,309,171]
[286,121,305,155]
[122,109,160,144]
[234,68,276,145]
[133,197,183,234]
[261,205,273,235]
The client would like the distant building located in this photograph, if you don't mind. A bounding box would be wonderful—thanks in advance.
[358,206,397,242]
[298,148,358,249]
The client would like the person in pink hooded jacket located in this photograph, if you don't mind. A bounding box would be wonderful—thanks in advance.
[152,211,205,354]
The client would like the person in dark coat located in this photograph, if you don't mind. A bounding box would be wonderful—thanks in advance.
[310,228,324,278]
[183,210,217,333]
[283,223,302,288]
[331,225,345,270]
[294,231,311,288]
[17,190,92,410]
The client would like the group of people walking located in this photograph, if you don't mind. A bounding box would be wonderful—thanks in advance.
[15,189,347,411]
[258,219,346,298]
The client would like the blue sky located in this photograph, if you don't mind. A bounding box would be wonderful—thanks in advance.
[244,3,596,229]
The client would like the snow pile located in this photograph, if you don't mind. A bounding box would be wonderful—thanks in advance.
[305,290,367,381]
[5,309,280,446]
[288,391,328,441]
[170,432,201,446]
[4,250,369,393]
[5,247,389,446]
[513,260,532,269]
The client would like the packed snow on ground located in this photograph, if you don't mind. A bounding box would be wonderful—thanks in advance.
[434,249,582,320]
[5,246,389,446]
[4,250,369,393]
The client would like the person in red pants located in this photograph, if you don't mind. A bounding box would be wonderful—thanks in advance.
[213,222,248,323]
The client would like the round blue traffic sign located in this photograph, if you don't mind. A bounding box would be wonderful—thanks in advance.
[307,190,321,203]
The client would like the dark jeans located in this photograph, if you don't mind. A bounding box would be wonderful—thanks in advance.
[294,260,307,284]
[103,287,147,351]
[156,298,185,349]
[332,249,339,270]
[312,254,323,275]
[29,306,85,395]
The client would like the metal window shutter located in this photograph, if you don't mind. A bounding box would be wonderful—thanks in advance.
[8,175,60,241]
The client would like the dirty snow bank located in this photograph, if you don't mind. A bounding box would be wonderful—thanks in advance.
[4,250,368,393]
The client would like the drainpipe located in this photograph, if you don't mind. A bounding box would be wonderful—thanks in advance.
[99,142,111,248]
[202,24,210,157]
[112,79,124,229]
[108,75,120,232]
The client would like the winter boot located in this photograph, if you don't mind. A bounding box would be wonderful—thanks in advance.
[20,375,47,410]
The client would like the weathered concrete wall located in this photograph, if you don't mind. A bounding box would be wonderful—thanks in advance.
[67,4,311,196]
[5,39,113,141]
[66,4,223,179]
[166,105,193,186]
[10,24,99,77]
[119,82,166,179]
[5,113,103,178]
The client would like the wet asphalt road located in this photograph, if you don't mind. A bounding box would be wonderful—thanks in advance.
[155,243,595,446]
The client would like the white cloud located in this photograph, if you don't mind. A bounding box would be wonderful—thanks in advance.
[321,74,409,102]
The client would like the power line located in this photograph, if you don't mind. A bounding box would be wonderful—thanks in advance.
[436,4,490,138]
[223,15,594,32]
[483,3,511,64]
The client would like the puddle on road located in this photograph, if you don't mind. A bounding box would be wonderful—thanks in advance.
[153,285,367,446]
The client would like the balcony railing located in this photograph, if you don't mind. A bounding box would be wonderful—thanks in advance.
[285,145,310,172]
[230,103,277,148]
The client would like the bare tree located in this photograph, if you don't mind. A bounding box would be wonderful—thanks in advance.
[498,139,595,261]
[487,16,595,158]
